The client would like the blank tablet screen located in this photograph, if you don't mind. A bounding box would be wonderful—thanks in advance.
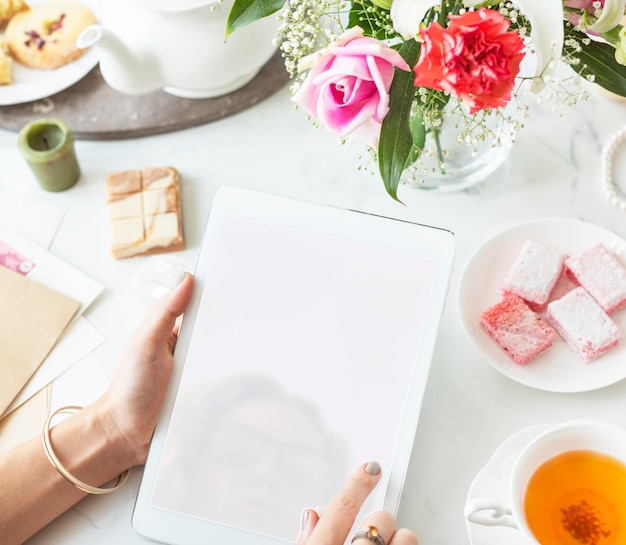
[150,213,441,540]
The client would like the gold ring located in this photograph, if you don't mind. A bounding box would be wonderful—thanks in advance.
[351,526,385,545]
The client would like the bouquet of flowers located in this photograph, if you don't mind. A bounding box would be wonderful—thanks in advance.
[227,0,626,200]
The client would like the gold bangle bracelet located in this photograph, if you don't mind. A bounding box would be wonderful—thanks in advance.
[42,405,130,495]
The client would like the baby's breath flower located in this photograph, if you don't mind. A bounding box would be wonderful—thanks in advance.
[252,0,614,194]
[276,0,342,80]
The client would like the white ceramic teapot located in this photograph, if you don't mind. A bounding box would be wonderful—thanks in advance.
[76,0,280,98]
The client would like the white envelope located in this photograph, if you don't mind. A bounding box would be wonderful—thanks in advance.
[0,225,105,417]
[0,192,66,249]
[0,226,102,314]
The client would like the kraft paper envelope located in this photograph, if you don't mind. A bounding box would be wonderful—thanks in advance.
[0,386,49,456]
[3,317,104,417]
[0,266,80,416]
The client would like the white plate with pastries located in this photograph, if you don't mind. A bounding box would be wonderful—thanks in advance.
[458,217,626,393]
[0,0,100,105]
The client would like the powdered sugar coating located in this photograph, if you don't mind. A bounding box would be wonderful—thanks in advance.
[546,287,621,362]
[565,243,626,314]
[480,294,555,365]
[502,240,566,311]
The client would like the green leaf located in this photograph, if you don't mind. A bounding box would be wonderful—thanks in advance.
[226,0,286,38]
[404,111,425,167]
[564,24,626,98]
[378,39,421,202]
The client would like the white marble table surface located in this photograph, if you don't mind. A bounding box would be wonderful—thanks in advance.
[1,82,626,545]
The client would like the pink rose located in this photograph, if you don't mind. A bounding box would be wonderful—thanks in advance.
[413,8,525,114]
[292,27,410,147]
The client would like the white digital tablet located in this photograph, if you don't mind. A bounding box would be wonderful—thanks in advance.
[132,186,456,545]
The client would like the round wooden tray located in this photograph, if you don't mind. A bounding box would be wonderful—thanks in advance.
[0,51,289,140]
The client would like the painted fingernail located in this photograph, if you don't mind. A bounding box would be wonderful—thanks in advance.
[365,461,381,475]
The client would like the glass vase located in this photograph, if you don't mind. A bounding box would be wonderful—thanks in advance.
[401,107,513,192]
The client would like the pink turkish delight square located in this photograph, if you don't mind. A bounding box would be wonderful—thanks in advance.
[502,240,566,311]
[480,294,555,365]
[546,287,621,362]
[547,269,578,305]
[564,243,626,314]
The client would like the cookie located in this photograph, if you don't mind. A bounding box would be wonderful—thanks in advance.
[0,40,12,84]
[5,1,96,69]
[0,0,28,26]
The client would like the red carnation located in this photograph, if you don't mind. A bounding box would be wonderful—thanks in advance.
[413,8,526,114]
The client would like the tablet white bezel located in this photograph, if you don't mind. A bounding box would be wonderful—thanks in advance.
[132,186,456,545]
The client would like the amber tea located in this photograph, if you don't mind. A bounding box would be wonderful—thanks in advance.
[524,449,626,545]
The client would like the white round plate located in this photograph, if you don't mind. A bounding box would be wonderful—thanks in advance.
[459,218,626,393]
[465,424,550,545]
[0,0,100,106]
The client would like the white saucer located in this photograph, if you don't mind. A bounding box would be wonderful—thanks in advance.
[459,218,626,392]
[465,424,551,545]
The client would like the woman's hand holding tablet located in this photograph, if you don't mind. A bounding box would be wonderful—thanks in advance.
[132,187,455,545]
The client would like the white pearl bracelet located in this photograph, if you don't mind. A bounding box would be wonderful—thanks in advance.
[602,125,626,210]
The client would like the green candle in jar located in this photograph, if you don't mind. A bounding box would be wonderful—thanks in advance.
[17,118,81,192]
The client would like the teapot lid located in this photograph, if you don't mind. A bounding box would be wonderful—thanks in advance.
[133,0,219,12]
